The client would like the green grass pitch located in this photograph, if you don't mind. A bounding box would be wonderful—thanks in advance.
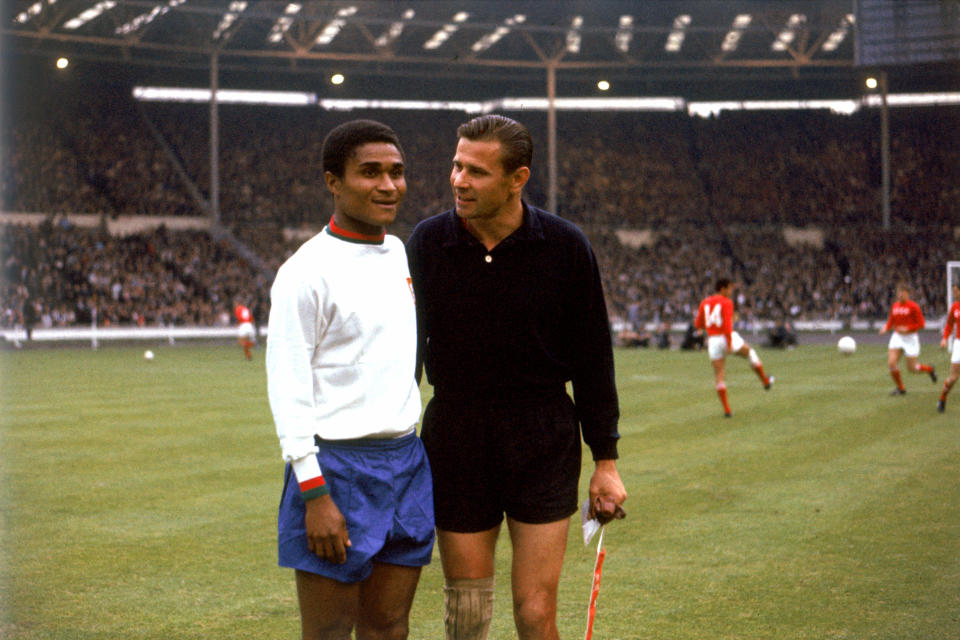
[1,341,958,639]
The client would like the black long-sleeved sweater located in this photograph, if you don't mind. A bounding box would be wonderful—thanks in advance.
[406,202,620,460]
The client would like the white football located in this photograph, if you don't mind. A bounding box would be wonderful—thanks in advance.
[144,350,155,360]
[837,336,856,354]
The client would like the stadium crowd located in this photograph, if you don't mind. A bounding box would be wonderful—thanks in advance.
[2,84,958,333]
[1,218,271,330]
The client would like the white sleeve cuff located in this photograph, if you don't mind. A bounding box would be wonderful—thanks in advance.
[291,454,322,484]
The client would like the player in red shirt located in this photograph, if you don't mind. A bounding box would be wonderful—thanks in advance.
[694,278,773,417]
[937,283,960,412]
[879,283,936,395]
[235,302,256,360]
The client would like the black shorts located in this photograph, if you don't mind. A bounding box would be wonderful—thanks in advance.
[421,389,581,532]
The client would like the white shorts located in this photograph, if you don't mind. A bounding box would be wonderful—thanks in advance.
[707,331,745,361]
[951,337,960,365]
[887,331,920,358]
[238,322,255,340]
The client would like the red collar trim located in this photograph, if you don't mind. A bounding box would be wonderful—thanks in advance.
[327,216,385,245]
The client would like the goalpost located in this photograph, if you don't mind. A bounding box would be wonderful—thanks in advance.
[948,262,960,351]
[949,261,960,310]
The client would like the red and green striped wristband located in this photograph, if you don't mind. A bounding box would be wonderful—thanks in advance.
[299,476,330,501]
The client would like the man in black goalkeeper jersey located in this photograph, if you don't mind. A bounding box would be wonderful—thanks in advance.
[407,114,626,640]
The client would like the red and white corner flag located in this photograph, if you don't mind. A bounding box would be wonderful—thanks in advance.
[584,525,607,640]
[582,496,626,639]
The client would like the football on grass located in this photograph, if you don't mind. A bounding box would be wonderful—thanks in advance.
[837,336,856,354]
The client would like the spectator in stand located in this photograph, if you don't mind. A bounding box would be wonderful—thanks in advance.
[767,318,797,349]
[680,323,705,351]
[655,322,672,350]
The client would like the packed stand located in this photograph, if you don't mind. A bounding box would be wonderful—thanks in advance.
[1,219,269,331]
[2,83,959,333]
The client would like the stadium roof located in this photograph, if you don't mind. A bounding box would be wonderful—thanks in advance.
[4,0,959,100]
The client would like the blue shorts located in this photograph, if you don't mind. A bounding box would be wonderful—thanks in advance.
[277,432,435,583]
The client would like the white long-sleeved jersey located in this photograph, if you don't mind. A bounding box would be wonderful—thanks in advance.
[266,224,421,489]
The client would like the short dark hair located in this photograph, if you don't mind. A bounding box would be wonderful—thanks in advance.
[322,119,404,178]
[715,278,731,292]
[456,114,533,174]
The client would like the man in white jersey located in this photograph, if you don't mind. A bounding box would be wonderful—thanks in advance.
[266,120,433,640]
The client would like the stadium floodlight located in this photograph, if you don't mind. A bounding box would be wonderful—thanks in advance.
[130,86,960,114]
[489,96,683,112]
[665,14,691,52]
[63,0,117,30]
[722,14,752,52]
[315,6,357,46]
[741,99,856,114]
[471,14,525,53]
[822,14,855,52]
[15,0,57,25]
[424,11,470,50]
[115,0,185,36]
[316,96,684,113]
[687,92,960,117]
[688,99,859,117]
[268,3,301,44]
[566,16,583,54]
[772,14,805,52]
[133,86,317,106]
[615,15,633,53]
[815,100,859,115]
[688,101,745,117]
[213,1,248,40]
[374,8,415,48]
[862,92,960,108]
[320,98,485,113]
